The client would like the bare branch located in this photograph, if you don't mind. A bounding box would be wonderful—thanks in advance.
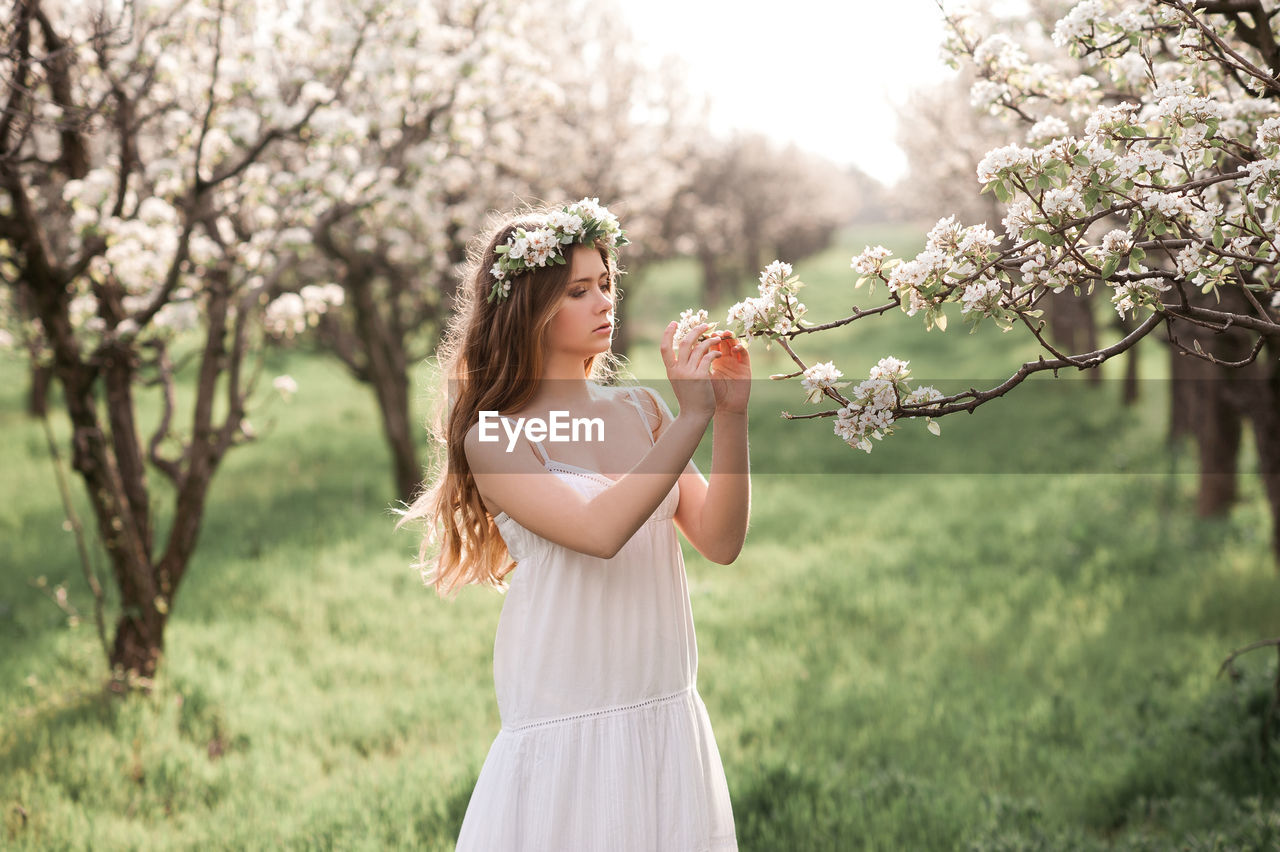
[200,6,375,192]
[1168,0,1280,93]
[39,407,109,661]
[1166,325,1267,366]
[902,311,1164,418]
[191,0,226,191]
[1219,636,1280,679]
[143,340,182,484]
[0,2,34,157]
[30,2,89,177]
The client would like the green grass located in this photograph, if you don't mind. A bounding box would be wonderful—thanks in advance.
[3,224,1279,850]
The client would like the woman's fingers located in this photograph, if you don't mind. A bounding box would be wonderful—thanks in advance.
[675,324,699,364]
[677,322,711,365]
[661,321,678,368]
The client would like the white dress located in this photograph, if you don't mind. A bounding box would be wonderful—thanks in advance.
[456,387,738,852]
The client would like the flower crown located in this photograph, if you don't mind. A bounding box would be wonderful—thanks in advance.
[488,198,629,303]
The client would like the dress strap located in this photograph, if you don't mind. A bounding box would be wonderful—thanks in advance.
[625,387,657,447]
[528,437,551,464]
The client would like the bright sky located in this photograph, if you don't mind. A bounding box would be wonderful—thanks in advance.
[615,0,958,186]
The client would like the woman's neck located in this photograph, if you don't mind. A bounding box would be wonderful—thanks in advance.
[534,351,595,409]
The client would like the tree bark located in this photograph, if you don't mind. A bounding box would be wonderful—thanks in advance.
[28,362,52,417]
[1194,361,1243,516]
[1169,341,1196,443]
[1046,288,1101,384]
[1167,286,1258,518]
[699,248,724,307]
[348,270,420,503]
[372,359,420,503]
[108,600,166,682]
[1237,337,1280,564]
[1122,333,1139,405]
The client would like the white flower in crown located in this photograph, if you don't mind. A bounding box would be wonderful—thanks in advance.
[489,199,630,304]
[568,197,607,222]
[524,227,560,267]
[548,210,585,239]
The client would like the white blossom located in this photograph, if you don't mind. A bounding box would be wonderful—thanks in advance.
[264,293,305,337]
[1256,117,1280,152]
[851,245,892,275]
[1084,102,1139,137]
[976,144,1035,183]
[960,278,1004,315]
[869,356,910,382]
[1027,116,1071,146]
[759,260,793,293]
[523,228,560,266]
[673,308,712,346]
[273,374,298,400]
[1100,229,1134,254]
[800,361,845,403]
[1052,0,1104,48]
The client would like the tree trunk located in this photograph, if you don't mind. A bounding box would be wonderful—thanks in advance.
[373,366,420,504]
[348,272,420,503]
[1243,339,1280,565]
[1168,286,1256,517]
[108,599,167,683]
[1169,343,1195,443]
[28,362,52,417]
[1122,333,1139,406]
[742,240,761,299]
[1046,288,1101,384]
[699,249,725,307]
[1195,363,1242,516]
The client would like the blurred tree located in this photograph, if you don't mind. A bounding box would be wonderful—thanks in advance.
[719,0,1280,561]
[663,133,865,309]
[0,0,835,686]
[0,0,381,685]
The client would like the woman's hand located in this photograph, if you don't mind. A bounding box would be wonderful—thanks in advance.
[707,331,751,414]
[661,321,720,419]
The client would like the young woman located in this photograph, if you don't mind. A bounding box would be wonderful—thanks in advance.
[401,199,751,850]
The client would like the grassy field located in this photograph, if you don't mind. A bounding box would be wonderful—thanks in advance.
[3,224,1280,850]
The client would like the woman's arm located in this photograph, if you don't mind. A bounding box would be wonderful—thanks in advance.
[467,407,711,559]
[694,409,751,564]
[467,321,722,560]
[645,334,752,564]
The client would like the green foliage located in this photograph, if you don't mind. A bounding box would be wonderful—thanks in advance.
[2,225,1279,849]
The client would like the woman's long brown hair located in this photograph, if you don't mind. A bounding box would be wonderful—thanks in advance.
[395,205,622,596]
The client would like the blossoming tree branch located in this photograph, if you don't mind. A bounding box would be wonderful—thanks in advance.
[714,0,1280,558]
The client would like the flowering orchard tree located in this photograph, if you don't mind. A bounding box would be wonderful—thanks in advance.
[660,132,865,308]
[717,0,1280,560]
[895,69,1009,228]
[264,0,574,502]
[0,0,385,684]
[283,0,705,500]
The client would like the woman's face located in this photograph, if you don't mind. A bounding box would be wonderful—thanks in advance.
[546,245,614,356]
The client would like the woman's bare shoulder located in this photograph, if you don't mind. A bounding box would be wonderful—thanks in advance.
[618,384,670,440]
